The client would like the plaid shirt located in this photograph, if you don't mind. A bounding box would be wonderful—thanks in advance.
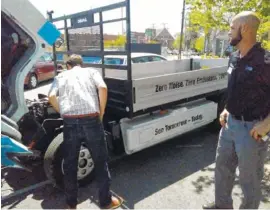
[48,66,106,116]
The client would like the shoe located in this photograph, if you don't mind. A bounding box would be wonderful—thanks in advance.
[102,196,123,209]
[202,202,233,209]
[67,204,77,209]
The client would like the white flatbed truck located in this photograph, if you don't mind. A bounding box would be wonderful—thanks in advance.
[48,0,229,185]
[1,0,228,188]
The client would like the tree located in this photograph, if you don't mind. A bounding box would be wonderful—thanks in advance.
[173,35,185,49]
[103,35,126,49]
[104,40,114,48]
[149,40,158,44]
[194,36,205,52]
[184,28,199,50]
[114,35,126,47]
[173,35,181,49]
[186,0,270,50]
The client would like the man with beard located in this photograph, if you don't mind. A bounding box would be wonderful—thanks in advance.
[203,11,270,209]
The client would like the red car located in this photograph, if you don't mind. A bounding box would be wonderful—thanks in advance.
[24,53,61,89]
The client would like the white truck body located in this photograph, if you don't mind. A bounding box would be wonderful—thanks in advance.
[121,99,217,154]
[99,58,228,113]
[1,0,229,186]
[97,58,229,154]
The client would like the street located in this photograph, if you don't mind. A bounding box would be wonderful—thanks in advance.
[1,81,270,209]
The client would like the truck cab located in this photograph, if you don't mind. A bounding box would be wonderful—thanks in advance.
[1,0,60,121]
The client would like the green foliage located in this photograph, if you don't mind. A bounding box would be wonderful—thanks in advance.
[149,40,158,44]
[173,35,184,49]
[194,36,205,52]
[114,35,126,47]
[103,35,126,48]
[186,0,270,48]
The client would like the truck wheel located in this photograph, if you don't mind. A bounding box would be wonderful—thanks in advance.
[28,74,38,89]
[44,133,95,188]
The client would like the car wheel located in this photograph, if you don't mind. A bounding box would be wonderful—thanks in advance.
[28,74,38,89]
[44,133,95,188]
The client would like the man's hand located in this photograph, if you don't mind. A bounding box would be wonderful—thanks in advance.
[48,95,60,113]
[219,109,229,127]
[265,51,270,64]
[250,117,270,142]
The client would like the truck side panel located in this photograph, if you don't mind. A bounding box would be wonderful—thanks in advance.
[120,99,217,154]
[133,66,228,112]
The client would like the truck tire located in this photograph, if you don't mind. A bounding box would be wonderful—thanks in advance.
[43,133,95,188]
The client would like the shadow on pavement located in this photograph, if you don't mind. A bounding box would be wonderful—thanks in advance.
[100,127,220,209]
[2,127,220,209]
[191,144,270,204]
[1,165,49,208]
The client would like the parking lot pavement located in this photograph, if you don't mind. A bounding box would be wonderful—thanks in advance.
[1,126,269,209]
[2,81,268,209]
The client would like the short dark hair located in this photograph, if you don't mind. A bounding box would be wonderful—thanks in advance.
[66,54,83,68]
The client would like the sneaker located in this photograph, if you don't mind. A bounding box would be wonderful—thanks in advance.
[102,196,123,209]
[202,202,233,209]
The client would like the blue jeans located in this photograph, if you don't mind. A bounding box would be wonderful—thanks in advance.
[63,116,112,207]
[215,114,269,209]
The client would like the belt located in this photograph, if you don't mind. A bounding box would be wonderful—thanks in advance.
[231,115,264,122]
[63,112,99,118]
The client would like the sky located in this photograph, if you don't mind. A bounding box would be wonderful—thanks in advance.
[29,0,185,36]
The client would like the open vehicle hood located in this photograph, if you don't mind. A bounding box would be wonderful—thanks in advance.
[1,0,61,122]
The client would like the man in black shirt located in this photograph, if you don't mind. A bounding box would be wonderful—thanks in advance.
[203,11,270,209]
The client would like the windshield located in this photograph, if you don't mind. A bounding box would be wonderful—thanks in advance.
[39,52,53,62]
[104,57,125,65]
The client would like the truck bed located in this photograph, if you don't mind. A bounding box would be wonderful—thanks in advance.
[102,58,229,118]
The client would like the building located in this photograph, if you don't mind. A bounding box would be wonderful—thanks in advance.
[131,31,146,43]
[145,28,174,48]
[145,28,156,41]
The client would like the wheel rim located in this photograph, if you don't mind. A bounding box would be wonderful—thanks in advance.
[61,146,94,180]
[30,75,37,87]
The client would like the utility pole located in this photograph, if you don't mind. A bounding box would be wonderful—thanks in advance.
[178,0,185,59]
[147,24,155,42]
[162,23,168,29]
[121,7,124,34]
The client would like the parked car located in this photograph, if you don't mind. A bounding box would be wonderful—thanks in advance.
[101,53,167,65]
[24,52,62,89]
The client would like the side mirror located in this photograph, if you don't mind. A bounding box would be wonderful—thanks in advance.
[54,37,64,48]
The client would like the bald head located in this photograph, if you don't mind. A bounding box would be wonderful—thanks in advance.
[228,11,260,47]
[232,11,260,32]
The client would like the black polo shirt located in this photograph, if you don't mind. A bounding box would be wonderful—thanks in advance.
[226,43,270,121]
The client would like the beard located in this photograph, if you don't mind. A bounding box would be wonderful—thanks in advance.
[230,37,242,46]
[230,28,242,46]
